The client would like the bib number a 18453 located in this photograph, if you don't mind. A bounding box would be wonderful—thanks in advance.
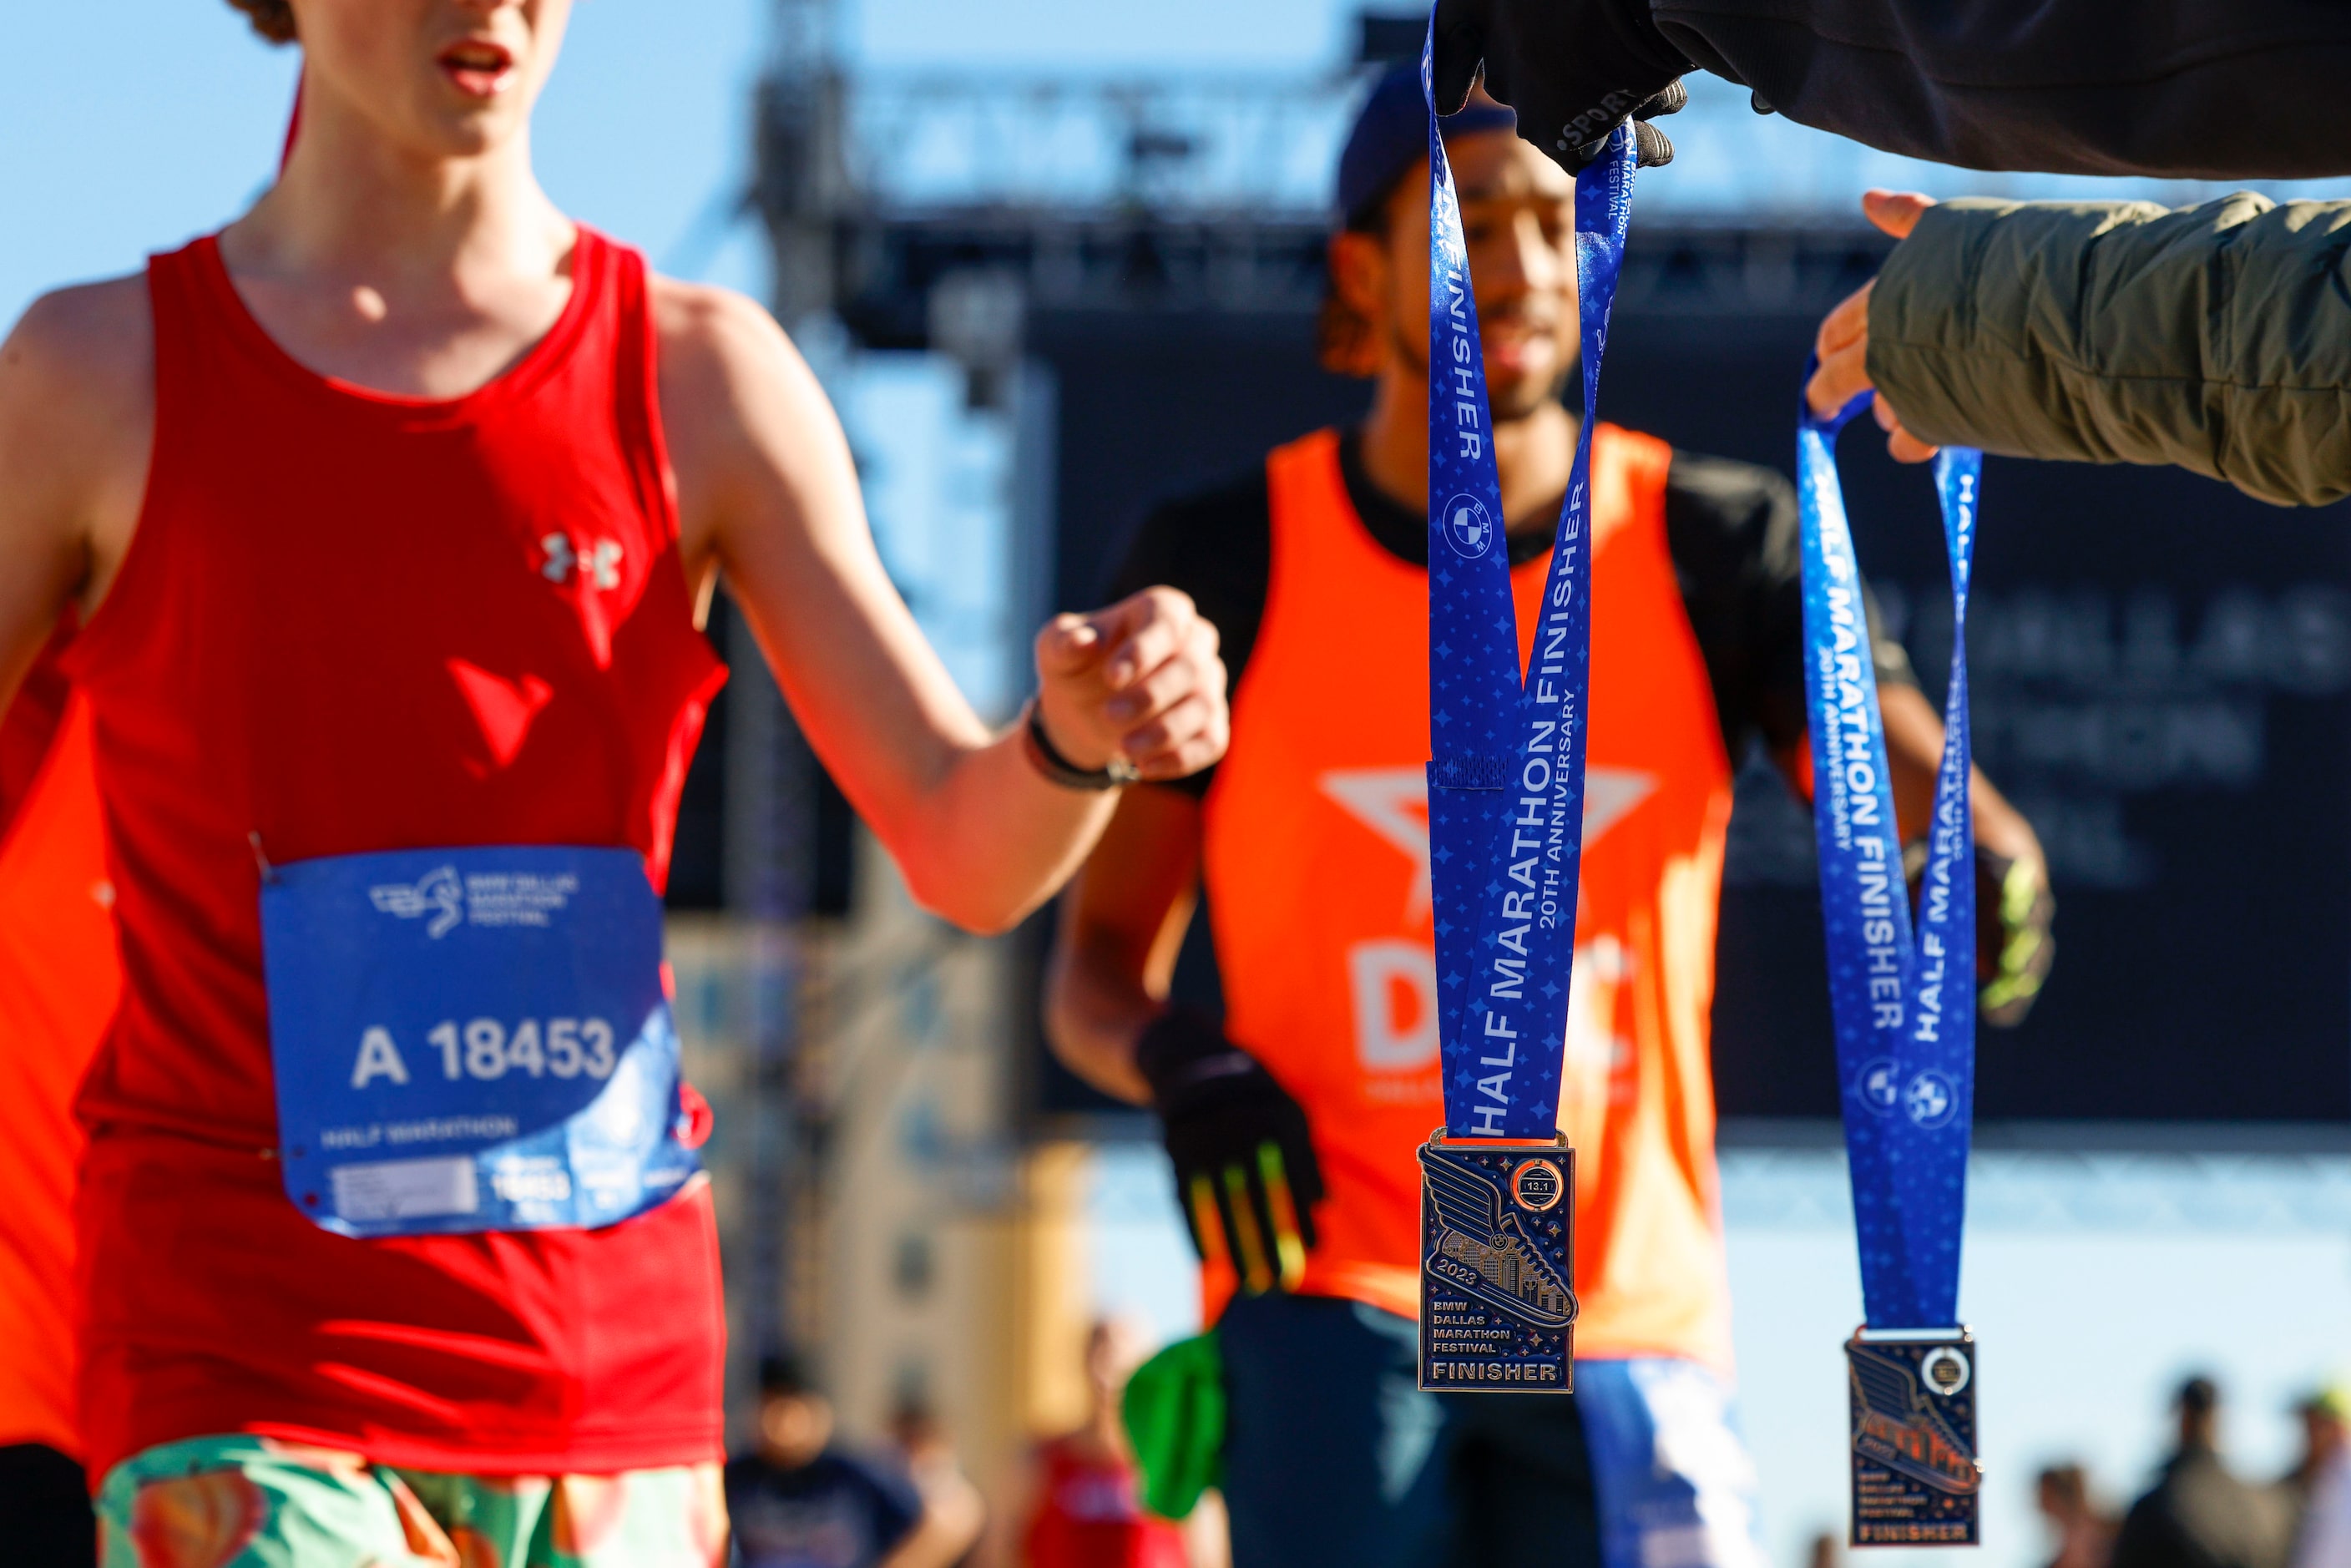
[260,844,701,1239]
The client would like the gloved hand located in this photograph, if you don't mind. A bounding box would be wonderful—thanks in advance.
[1975,846,2054,1027]
[1136,1004,1322,1295]
[1431,0,1692,173]
[1904,842,2055,1026]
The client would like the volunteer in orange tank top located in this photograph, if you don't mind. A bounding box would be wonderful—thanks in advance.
[0,0,1226,1555]
[1046,67,2049,1568]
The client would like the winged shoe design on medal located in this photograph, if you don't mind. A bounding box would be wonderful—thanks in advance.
[1848,1343,1981,1495]
[1418,1153,1576,1328]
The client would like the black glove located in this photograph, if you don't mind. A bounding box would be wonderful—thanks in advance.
[1975,847,2054,1028]
[1431,0,1692,174]
[1136,1004,1323,1296]
[1904,842,2055,1028]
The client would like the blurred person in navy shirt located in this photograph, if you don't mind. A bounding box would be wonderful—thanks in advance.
[728,1353,975,1568]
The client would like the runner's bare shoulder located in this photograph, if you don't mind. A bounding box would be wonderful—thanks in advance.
[645,275,832,438]
[642,273,852,555]
[0,273,156,605]
[1,273,154,452]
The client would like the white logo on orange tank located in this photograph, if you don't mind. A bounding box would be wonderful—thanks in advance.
[1565,933,1640,1110]
[1347,939,1440,1070]
[1320,766,1659,1075]
[1319,767,1433,921]
[540,532,623,589]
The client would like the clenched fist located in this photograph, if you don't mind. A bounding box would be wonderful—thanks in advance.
[1033,586,1228,784]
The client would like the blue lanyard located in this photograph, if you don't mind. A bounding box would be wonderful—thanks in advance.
[1797,388,1979,1328]
[1421,32,1636,1141]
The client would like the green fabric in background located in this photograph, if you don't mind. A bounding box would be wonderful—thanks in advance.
[1122,1329,1226,1520]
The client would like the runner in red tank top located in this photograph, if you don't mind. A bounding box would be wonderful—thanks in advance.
[0,1,1227,1557]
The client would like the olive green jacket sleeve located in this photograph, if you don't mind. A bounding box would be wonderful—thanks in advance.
[1866,194,2351,508]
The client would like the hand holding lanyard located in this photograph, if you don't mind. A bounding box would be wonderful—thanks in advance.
[1798,387,1985,1544]
[1413,12,1636,1394]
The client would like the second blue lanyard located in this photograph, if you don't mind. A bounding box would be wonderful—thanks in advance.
[1797,389,1979,1330]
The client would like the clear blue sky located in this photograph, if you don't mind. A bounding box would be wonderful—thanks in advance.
[8,2,2297,327]
[0,0,1365,330]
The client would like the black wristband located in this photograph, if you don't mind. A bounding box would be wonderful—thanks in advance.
[1021,698,1138,792]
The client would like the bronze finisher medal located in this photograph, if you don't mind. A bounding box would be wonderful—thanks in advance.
[1418,1132,1576,1393]
[1847,1328,1981,1545]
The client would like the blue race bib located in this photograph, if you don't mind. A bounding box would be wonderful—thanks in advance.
[259,844,700,1239]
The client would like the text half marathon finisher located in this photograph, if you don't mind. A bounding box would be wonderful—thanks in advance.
[1413,20,1636,1395]
[1797,384,1984,1545]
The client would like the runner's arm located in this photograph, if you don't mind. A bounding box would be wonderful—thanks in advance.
[1705,453,2053,1015]
[1044,785,1205,1105]
[1677,443,2039,866]
[1048,783,1322,1279]
[1770,687,2036,862]
[1876,685,2036,864]
[0,279,153,716]
[654,281,1226,935]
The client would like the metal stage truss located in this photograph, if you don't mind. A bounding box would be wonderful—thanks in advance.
[729,3,2351,1187]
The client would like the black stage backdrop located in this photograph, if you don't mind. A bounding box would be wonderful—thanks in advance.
[1025,263,2351,1128]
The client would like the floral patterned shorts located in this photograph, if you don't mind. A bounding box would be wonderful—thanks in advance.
[98,1435,728,1568]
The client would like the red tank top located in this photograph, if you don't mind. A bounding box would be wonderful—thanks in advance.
[59,230,728,1477]
[1021,1437,1188,1568]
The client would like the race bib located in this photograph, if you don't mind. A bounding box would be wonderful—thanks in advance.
[259,844,700,1239]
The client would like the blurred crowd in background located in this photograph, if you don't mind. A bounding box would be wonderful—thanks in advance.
[717,1352,2351,1568]
[726,1318,1218,1568]
[2026,1375,2344,1568]
[1789,1376,2351,1568]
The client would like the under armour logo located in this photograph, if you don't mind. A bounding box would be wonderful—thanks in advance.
[541,532,623,590]
[369,865,464,939]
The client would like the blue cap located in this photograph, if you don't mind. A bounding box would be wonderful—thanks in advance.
[1336,63,1519,228]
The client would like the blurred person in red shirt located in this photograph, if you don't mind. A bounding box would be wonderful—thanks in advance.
[1023,1322,1188,1568]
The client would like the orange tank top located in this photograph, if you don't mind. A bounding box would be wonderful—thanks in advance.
[1200,426,1736,1367]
